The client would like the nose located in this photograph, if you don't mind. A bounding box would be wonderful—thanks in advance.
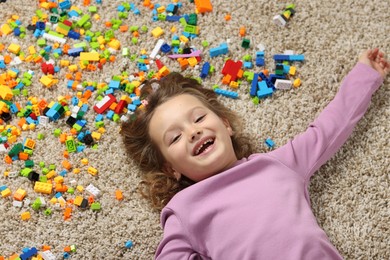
[189,128,202,142]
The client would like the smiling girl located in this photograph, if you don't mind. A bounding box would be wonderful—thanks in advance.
[121,48,389,259]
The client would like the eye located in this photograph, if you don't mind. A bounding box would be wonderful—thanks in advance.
[170,134,181,145]
[195,115,206,123]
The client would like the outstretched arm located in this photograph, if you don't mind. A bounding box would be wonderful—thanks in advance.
[268,49,388,181]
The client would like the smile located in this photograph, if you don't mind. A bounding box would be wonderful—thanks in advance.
[194,138,215,156]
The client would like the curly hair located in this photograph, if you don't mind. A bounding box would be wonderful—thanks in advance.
[121,72,253,211]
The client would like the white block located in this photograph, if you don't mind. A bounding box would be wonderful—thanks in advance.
[275,79,292,90]
[149,39,165,59]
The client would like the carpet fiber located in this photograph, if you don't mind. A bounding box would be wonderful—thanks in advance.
[0,0,389,259]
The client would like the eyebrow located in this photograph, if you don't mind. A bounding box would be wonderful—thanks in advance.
[162,106,205,144]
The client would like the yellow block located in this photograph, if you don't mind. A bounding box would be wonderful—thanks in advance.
[34,182,53,194]
[1,24,12,35]
[0,85,13,100]
[151,27,164,38]
[40,75,54,87]
[80,52,100,61]
[7,43,21,54]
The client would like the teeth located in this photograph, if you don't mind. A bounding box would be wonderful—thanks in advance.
[195,139,213,155]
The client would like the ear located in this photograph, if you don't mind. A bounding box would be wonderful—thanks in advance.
[222,118,233,136]
[162,163,182,180]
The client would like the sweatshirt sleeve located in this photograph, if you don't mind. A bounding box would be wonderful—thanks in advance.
[268,63,384,181]
[155,208,199,260]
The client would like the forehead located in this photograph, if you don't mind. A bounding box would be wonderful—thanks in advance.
[149,94,207,135]
[154,94,206,117]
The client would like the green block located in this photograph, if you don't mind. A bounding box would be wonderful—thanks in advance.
[49,164,56,170]
[90,202,101,210]
[39,175,48,183]
[42,168,49,175]
[20,168,32,177]
[65,139,77,152]
[53,128,62,137]
[130,26,139,32]
[77,15,91,27]
[89,6,98,13]
[112,114,120,122]
[67,187,75,194]
[37,39,46,47]
[39,161,45,168]
[44,208,52,216]
[8,143,23,157]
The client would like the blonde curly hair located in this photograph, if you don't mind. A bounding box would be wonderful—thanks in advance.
[121,72,253,211]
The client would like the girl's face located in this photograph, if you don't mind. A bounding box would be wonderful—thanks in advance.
[149,94,238,182]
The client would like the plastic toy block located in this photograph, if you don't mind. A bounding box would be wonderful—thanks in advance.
[87,167,98,176]
[214,88,238,99]
[7,43,21,54]
[21,211,31,221]
[151,26,164,38]
[250,73,259,96]
[257,81,273,98]
[265,138,275,148]
[34,182,52,194]
[80,52,100,61]
[13,188,27,201]
[275,79,292,90]
[200,62,210,78]
[91,202,101,210]
[86,183,101,197]
[194,0,213,13]
[221,59,242,83]
[241,38,250,49]
[209,43,228,57]
[125,240,133,249]
[0,85,13,101]
[273,54,304,62]
[41,250,56,260]
[293,78,302,88]
[94,94,116,114]
[115,190,124,201]
[1,188,11,198]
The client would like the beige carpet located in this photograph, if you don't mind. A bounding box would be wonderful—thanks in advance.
[0,0,389,259]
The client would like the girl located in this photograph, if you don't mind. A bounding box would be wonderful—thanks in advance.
[121,48,389,259]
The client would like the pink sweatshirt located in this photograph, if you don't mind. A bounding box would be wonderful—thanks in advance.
[155,63,383,259]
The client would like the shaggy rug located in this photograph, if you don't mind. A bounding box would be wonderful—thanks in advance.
[0,0,388,259]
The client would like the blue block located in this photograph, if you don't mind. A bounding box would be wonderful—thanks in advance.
[160,43,172,53]
[59,0,71,9]
[243,61,253,69]
[250,73,259,96]
[9,104,19,114]
[257,81,273,98]
[200,62,210,79]
[108,80,121,89]
[106,110,114,119]
[95,114,104,122]
[214,88,238,99]
[265,138,275,148]
[127,104,136,112]
[68,30,80,40]
[255,57,265,66]
[259,72,275,89]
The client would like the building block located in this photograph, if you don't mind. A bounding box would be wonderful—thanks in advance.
[34,182,53,194]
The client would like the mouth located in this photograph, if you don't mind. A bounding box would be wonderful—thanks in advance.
[193,137,215,156]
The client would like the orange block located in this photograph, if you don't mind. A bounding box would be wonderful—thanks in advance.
[19,152,29,161]
[62,160,72,170]
[194,0,213,13]
[120,25,129,32]
[4,155,12,164]
[115,190,123,201]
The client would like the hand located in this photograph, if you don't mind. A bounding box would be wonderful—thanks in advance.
[359,48,390,78]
